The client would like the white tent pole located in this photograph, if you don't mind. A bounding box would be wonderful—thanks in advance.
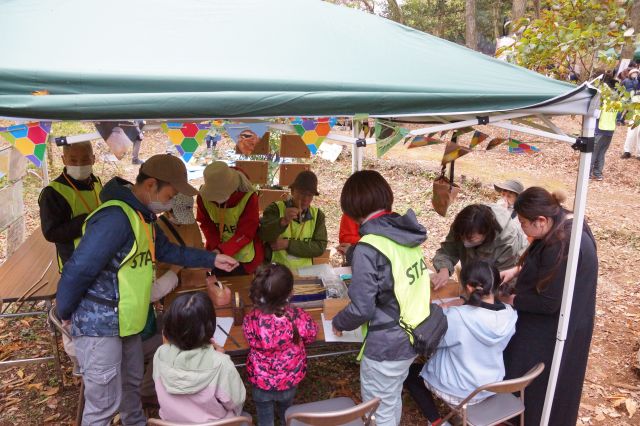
[489,121,576,144]
[540,104,597,426]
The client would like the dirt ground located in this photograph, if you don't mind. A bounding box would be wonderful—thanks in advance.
[1,116,639,425]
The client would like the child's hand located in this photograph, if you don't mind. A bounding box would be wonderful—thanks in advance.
[206,276,232,307]
[332,325,343,337]
[210,338,226,353]
[500,266,519,284]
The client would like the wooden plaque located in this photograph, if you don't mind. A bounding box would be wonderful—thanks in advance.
[280,134,310,158]
[279,163,311,186]
[257,189,289,211]
[235,160,268,185]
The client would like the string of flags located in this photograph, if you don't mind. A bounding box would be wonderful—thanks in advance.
[160,122,211,162]
[0,121,51,167]
[290,117,337,155]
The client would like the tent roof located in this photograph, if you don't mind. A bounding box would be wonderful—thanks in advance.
[0,0,595,121]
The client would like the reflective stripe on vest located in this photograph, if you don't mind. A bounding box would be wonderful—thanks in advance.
[271,201,317,272]
[356,234,431,360]
[84,200,154,337]
[201,191,256,263]
[49,177,103,272]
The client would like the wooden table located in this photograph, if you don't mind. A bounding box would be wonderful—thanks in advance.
[167,275,462,355]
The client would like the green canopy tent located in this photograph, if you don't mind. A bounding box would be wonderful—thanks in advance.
[0,1,599,424]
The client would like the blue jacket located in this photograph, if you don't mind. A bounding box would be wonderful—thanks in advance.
[57,177,216,336]
[421,302,517,403]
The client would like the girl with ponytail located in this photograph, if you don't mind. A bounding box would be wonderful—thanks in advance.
[243,264,318,426]
[407,260,517,426]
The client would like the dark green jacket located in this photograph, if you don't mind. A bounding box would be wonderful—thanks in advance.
[259,200,328,261]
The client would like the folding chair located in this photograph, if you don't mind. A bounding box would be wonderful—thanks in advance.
[285,396,380,426]
[48,306,85,426]
[440,363,545,426]
[148,415,253,426]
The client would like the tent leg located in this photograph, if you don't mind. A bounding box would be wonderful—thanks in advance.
[540,112,596,426]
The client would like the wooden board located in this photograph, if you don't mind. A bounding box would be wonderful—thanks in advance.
[279,163,311,186]
[258,189,289,211]
[280,134,310,158]
[235,131,270,156]
[312,249,331,265]
[235,160,268,184]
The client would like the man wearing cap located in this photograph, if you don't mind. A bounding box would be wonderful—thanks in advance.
[259,170,328,273]
[196,161,264,275]
[493,179,524,212]
[56,154,238,426]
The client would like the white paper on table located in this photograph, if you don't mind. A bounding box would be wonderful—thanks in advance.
[321,313,364,343]
[212,317,234,346]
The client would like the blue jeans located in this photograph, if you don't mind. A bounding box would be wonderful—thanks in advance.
[252,386,297,426]
[590,133,613,178]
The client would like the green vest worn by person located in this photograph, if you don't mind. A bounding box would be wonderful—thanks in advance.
[83,200,154,337]
[49,177,103,271]
[271,200,318,272]
[201,191,256,263]
[357,233,431,360]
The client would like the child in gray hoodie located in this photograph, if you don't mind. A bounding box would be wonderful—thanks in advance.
[153,292,246,423]
[416,260,517,425]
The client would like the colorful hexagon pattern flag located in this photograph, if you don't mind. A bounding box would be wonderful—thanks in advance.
[0,121,51,167]
[508,139,540,154]
[160,122,211,162]
[290,117,337,155]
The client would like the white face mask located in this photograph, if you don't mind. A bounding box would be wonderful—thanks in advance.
[66,165,93,181]
[463,239,484,248]
[147,187,174,214]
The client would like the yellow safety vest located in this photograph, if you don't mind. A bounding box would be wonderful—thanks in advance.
[271,201,318,273]
[84,200,154,337]
[356,233,431,360]
[49,175,103,272]
[201,191,256,263]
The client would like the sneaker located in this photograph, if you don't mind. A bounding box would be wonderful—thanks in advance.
[595,176,604,181]
[621,152,631,159]
[132,158,145,165]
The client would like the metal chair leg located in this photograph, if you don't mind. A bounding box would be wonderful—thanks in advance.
[46,301,64,387]
[75,379,85,426]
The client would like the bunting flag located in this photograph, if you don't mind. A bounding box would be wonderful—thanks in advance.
[469,130,489,149]
[441,142,471,165]
[452,127,475,141]
[223,122,269,143]
[0,148,10,178]
[374,120,408,157]
[406,134,446,149]
[508,139,540,153]
[486,137,507,150]
[161,122,211,162]
[0,121,51,167]
[290,117,337,155]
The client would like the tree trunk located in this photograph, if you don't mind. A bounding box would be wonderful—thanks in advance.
[386,0,404,24]
[622,0,640,58]
[533,0,541,18]
[465,0,478,50]
[492,0,502,40]
[511,0,526,33]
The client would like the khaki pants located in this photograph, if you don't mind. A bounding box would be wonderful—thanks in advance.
[74,334,145,426]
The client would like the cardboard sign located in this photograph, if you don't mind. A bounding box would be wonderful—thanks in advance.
[280,134,311,158]
[279,163,311,186]
[235,160,269,184]
[257,189,289,212]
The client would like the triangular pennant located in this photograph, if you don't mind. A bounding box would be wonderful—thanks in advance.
[441,142,471,165]
[452,127,475,141]
[486,137,507,150]
[290,117,337,154]
[469,130,489,149]
[0,121,51,167]
[160,122,210,162]
[374,120,408,158]
[406,134,446,149]
[508,139,540,154]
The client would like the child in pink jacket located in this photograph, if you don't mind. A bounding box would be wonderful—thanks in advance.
[243,264,318,426]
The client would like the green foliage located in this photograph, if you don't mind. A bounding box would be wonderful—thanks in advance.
[503,0,634,82]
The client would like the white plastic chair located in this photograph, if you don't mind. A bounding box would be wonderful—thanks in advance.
[148,415,253,426]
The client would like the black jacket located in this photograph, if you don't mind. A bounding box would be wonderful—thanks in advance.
[38,170,101,266]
